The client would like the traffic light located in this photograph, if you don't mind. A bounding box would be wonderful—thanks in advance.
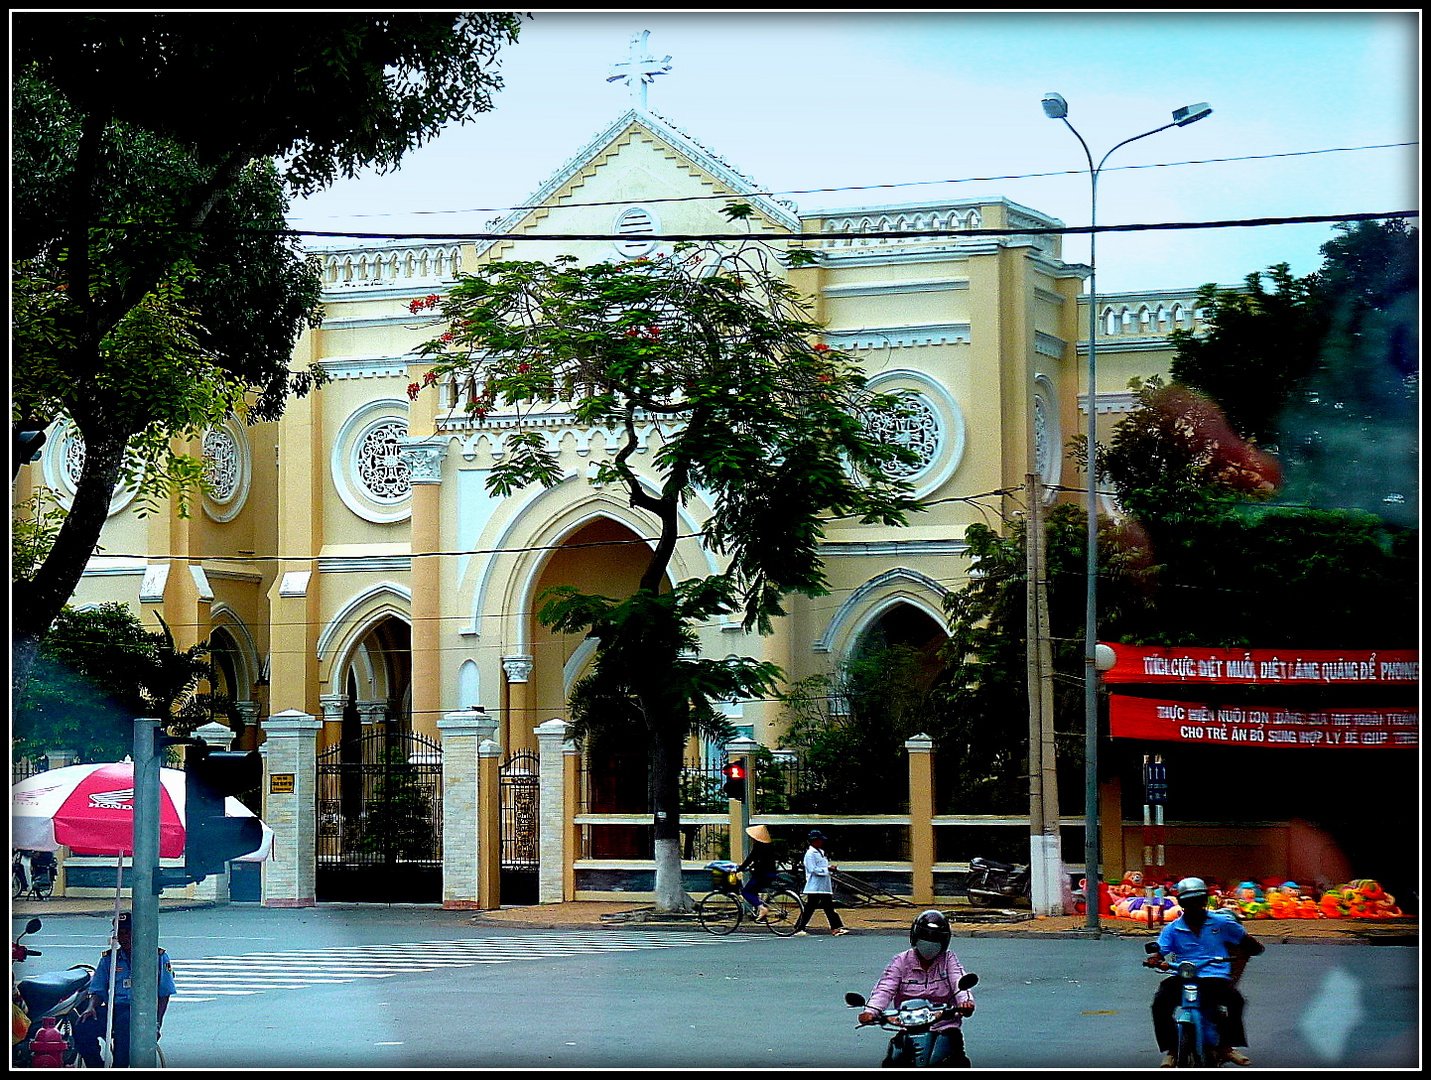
[184,745,262,882]
[12,423,47,479]
[721,762,747,802]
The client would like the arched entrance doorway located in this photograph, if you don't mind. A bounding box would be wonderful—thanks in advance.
[527,517,661,860]
[316,615,438,902]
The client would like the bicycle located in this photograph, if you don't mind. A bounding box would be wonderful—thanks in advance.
[697,861,804,936]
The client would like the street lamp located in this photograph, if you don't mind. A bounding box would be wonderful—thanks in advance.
[1041,92,1211,930]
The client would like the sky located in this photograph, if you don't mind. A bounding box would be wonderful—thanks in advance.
[287,11,1420,295]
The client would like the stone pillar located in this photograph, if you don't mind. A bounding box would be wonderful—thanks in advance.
[479,739,503,910]
[357,701,388,728]
[535,718,571,904]
[906,734,936,906]
[234,701,261,752]
[260,710,322,907]
[563,741,581,901]
[318,694,347,750]
[403,437,447,743]
[436,708,497,909]
[502,655,534,757]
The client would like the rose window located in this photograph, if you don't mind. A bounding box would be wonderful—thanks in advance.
[867,396,941,478]
[356,420,411,501]
[202,428,240,502]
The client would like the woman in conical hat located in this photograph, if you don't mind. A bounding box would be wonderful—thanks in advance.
[737,824,777,919]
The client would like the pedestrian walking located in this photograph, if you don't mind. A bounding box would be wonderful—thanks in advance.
[74,912,177,1068]
[792,829,849,935]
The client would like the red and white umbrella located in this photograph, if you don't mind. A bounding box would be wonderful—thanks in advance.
[11,761,271,861]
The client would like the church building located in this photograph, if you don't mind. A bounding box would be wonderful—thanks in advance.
[31,38,1212,901]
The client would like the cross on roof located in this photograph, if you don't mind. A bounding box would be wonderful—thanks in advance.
[607,30,672,111]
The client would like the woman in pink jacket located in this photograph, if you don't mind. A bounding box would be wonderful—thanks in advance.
[859,909,975,1067]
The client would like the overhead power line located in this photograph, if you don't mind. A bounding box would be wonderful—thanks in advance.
[286,209,1418,243]
[282,141,1419,223]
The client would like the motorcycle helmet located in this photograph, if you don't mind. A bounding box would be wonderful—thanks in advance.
[1175,877,1210,909]
[910,909,951,960]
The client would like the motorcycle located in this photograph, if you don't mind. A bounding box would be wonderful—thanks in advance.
[1145,942,1228,1068]
[846,972,979,1067]
[964,856,1030,907]
[12,851,55,901]
[12,918,94,1068]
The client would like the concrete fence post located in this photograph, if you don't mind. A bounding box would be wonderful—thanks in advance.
[437,708,497,909]
[260,710,321,907]
[906,734,936,906]
[479,739,503,910]
[535,718,571,903]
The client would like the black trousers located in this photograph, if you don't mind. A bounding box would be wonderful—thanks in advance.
[792,892,844,932]
[1152,976,1247,1051]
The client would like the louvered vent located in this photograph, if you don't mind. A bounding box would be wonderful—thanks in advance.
[614,206,657,259]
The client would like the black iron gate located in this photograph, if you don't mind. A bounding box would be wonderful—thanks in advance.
[500,750,539,905]
[316,730,442,902]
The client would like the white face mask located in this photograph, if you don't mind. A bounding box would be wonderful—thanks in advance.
[915,939,943,960]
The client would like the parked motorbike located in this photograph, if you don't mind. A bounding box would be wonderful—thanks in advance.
[12,851,55,901]
[846,972,979,1067]
[11,918,94,1067]
[1145,942,1228,1068]
[964,856,1030,907]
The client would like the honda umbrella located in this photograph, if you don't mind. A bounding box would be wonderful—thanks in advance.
[11,761,271,861]
[12,761,271,1067]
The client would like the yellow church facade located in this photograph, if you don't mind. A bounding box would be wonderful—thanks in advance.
[33,103,1224,907]
[39,105,1214,763]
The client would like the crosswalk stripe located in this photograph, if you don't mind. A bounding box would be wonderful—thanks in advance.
[171,932,735,1002]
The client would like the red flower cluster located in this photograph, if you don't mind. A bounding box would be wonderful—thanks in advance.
[408,294,442,314]
[406,382,421,400]
[813,343,831,352]
[624,324,661,341]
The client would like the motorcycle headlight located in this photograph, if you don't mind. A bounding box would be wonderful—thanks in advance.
[1177,961,1198,980]
[899,1006,937,1027]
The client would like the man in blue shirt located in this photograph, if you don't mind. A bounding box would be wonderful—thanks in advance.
[1143,876,1263,1067]
[74,912,177,1068]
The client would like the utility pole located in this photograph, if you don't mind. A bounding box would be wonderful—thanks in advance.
[129,717,162,1068]
[1025,476,1065,914]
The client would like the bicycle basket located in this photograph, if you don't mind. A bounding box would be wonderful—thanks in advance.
[708,860,739,890]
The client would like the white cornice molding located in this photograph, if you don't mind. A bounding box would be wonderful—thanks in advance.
[823,323,972,350]
[821,278,969,298]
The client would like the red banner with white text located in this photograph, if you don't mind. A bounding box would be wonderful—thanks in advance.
[1100,645,1419,687]
[1109,695,1418,749]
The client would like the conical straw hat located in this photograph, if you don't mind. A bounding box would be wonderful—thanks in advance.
[746,825,771,844]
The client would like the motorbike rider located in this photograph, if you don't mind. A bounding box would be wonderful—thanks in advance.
[859,909,976,1067]
[73,913,176,1068]
[1143,876,1263,1067]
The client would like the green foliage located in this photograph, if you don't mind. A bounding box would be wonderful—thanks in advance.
[12,487,68,583]
[1170,219,1418,526]
[775,645,932,814]
[13,604,217,762]
[351,748,438,861]
[12,12,524,197]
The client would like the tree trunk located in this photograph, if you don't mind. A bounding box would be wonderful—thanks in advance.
[648,717,693,913]
[11,404,132,712]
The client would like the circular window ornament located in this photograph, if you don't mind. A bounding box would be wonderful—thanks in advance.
[867,396,941,479]
[38,418,141,517]
[613,205,659,260]
[331,401,413,523]
[864,372,965,498]
[201,417,252,523]
[356,420,412,502]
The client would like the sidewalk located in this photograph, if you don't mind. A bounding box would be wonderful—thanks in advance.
[14,896,1415,945]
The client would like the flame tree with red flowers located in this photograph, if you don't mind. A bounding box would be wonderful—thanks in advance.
[409,220,924,911]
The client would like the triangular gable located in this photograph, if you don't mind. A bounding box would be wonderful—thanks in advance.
[475,109,800,260]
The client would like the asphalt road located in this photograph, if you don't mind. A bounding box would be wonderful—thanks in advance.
[13,906,1419,1069]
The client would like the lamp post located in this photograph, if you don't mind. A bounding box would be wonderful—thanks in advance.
[1041,93,1211,930]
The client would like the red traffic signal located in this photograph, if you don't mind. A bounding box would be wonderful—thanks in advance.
[721,762,747,802]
